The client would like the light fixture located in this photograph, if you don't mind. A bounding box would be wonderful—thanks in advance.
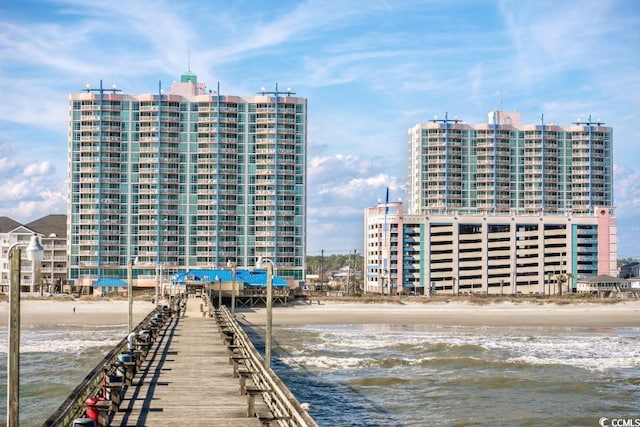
[25,235,44,262]
[6,235,44,426]
[127,256,138,334]
[255,257,274,368]
[227,260,237,315]
[215,274,222,308]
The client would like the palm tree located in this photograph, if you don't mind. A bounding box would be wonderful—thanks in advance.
[546,272,553,296]
[556,274,565,296]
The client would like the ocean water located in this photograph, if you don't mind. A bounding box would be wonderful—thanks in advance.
[1,322,639,426]
[265,324,640,427]
[0,323,128,427]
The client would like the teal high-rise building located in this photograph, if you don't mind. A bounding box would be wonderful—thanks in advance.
[68,72,307,289]
[407,111,613,215]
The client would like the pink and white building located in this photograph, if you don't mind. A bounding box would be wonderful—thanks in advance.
[365,111,617,295]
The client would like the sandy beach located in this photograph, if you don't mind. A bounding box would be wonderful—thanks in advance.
[238,299,640,328]
[0,298,638,328]
[0,299,156,327]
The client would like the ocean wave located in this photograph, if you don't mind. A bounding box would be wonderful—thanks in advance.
[282,355,377,369]
[281,354,446,370]
[507,354,640,371]
[278,325,640,373]
[0,326,126,354]
[19,338,120,354]
[281,354,519,370]
[10,324,124,332]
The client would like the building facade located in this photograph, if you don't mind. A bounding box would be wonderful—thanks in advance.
[619,261,640,279]
[408,111,612,216]
[1,215,68,293]
[365,111,616,295]
[365,202,616,295]
[68,72,307,289]
[25,215,68,293]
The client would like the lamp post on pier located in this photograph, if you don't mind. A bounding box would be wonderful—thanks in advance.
[6,234,44,427]
[227,260,237,315]
[215,275,222,308]
[127,257,138,334]
[256,257,274,368]
[155,263,163,307]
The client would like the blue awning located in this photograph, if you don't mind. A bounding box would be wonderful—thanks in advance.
[171,269,288,287]
[92,278,127,287]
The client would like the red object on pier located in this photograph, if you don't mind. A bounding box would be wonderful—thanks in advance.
[85,396,106,421]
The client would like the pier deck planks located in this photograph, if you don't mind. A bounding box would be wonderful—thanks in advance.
[110,298,260,426]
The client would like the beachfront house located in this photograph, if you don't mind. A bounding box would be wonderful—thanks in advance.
[1,214,68,295]
[619,261,640,279]
[575,275,631,297]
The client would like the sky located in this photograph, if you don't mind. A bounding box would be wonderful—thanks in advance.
[1,0,639,257]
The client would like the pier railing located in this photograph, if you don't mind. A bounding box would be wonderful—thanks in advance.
[213,303,317,426]
[42,307,163,426]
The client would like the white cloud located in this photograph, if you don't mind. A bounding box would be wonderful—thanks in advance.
[613,163,640,257]
[309,154,405,197]
[0,159,66,221]
[0,82,69,131]
[317,173,403,199]
[306,153,406,252]
[498,0,639,89]
[24,161,55,177]
[0,196,67,223]
[0,157,20,177]
[302,50,407,88]
[614,164,640,215]
[309,154,362,178]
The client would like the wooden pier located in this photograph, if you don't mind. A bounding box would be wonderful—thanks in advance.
[43,296,316,427]
[109,298,258,426]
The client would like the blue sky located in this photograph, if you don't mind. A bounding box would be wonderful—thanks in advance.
[1,0,639,257]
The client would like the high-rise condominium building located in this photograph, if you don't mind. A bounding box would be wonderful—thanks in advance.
[407,111,612,215]
[364,111,616,295]
[68,72,307,289]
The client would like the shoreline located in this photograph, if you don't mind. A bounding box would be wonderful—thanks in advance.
[0,298,638,328]
[0,299,156,327]
[238,299,640,328]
